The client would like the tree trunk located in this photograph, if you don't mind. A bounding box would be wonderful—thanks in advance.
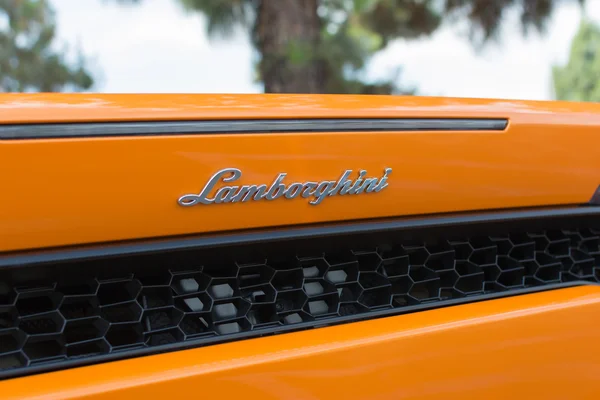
[255,0,325,93]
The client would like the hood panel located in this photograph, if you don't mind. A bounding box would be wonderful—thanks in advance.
[1,94,600,252]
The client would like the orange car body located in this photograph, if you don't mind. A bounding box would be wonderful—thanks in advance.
[1,94,600,399]
[1,94,600,252]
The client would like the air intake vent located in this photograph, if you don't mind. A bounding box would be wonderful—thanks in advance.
[1,212,599,378]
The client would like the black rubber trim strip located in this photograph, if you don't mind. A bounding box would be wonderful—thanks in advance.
[2,206,599,269]
[0,281,594,381]
[0,118,508,139]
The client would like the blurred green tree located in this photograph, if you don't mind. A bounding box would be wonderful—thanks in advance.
[0,0,93,92]
[119,0,586,94]
[165,0,586,94]
[552,18,600,101]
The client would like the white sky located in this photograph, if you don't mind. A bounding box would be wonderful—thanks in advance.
[53,0,600,100]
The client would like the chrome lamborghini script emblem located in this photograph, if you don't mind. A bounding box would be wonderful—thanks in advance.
[178,167,392,206]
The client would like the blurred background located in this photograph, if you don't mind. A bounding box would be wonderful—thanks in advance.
[0,0,598,101]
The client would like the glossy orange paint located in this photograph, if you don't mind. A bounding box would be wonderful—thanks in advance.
[1,93,600,123]
[3,285,600,400]
[1,94,600,252]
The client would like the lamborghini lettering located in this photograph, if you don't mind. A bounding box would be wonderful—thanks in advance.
[178,167,392,206]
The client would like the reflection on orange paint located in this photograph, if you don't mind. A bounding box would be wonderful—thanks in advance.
[2,286,600,400]
[1,94,599,252]
[1,93,600,123]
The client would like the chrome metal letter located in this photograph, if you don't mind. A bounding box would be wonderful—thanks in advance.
[178,167,392,206]
[374,167,393,192]
[178,168,242,206]
[265,173,288,200]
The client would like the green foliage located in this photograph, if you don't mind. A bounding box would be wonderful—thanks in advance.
[176,0,440,93]
[173,0,584,94]
[552,19,600,102]
[0,0,93,92]
[112,0,585,94]
[179,0,251,38]
[443,0,586,46]
[336,0,438,93]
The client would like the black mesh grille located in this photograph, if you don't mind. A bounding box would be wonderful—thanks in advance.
[1,225,600,377]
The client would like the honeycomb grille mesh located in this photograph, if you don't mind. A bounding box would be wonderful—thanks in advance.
[1,227,600,374]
